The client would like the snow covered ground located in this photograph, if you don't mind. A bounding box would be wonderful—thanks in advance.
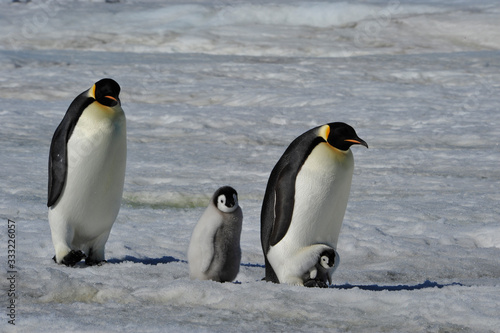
[1,0,500,332]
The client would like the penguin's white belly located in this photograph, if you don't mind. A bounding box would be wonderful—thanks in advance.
[268,143,354,282]
[188,205,223,280]
[49,103,126,243]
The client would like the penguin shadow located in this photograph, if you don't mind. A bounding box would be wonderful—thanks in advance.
[331,279,464,291]
[107,255,187,266]
[241,262,265,268]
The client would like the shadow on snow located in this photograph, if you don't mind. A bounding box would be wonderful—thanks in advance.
[107,255,187,265]
[331,279,465,291]
[107,258,264,267]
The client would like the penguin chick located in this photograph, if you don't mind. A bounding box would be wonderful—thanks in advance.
[48,78,126,266]
[304,248,337,288]
[275,243,334,286]
[188,186,243,282]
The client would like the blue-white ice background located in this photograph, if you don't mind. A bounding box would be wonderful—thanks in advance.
[1,0,500,332]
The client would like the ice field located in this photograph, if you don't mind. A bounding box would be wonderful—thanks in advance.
[1,0,500,332]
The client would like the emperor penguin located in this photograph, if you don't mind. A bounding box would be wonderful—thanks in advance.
[188,186,243,282]
[260,122,367,286]
[47,78,126,266]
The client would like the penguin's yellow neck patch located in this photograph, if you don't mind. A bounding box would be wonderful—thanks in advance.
[86,101,122,122]
[318,124,330,141]
[89,84,96,99]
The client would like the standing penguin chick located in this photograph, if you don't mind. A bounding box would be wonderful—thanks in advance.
[188,186,243,282]
[48,78,126,266]
[261,122,367,286]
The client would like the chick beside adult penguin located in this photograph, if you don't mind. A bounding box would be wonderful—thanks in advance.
[303,248,338,288]
[260,122,367,286]
[47,78,126,266]
[188,186,243,282]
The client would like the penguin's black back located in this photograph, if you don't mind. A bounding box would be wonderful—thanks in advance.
[47,91,94,207]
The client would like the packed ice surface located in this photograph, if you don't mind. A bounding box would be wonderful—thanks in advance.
[0,0,499,332]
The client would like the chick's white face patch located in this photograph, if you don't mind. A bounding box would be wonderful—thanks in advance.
[320,255,331,269]
[217,194,238,213]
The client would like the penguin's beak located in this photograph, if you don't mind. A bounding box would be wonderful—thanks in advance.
[345,138,368,148]
[103,95,120,107]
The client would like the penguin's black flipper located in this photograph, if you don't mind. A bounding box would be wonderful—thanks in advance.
[47,91,93,207]
[268,164,297,246]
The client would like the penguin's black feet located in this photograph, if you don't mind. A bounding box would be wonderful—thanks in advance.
[60,250,86,266]
[85,258,107,266]
[304,279,319,288]
[85,248,106,266]
[304,279,330,288]
[316,280,330,288]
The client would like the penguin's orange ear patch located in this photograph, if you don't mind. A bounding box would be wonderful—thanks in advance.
[89,84,97,99]
[318,124,330,141]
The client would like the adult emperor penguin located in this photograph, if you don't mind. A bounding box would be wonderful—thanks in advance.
[188,186,243,282]
[260,122,367,286]
[47,78,126,266]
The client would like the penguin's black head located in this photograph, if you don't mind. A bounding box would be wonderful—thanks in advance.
[94,78,121,107]
[325,122,368,151]
[213,186,239,213]
[319,248,336,268]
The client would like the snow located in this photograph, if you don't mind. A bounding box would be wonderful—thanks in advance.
[1,0,500,332]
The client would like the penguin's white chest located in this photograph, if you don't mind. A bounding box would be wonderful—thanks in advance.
[277,143,353,252]
[51,103,126,240]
